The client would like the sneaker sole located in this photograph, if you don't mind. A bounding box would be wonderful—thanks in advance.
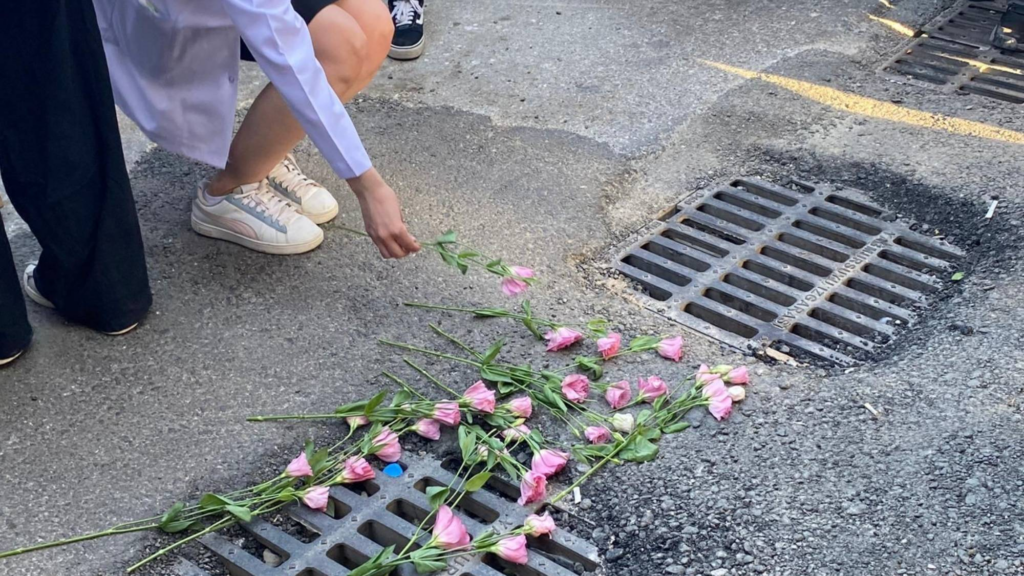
[389,40,425,60]
[191,214,324,255]
[0,350,23,366]
[23,264,55,309]
[103,323,139,336]
[304,202,339,225]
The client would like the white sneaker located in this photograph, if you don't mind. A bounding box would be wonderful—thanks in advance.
[0,350,22,366]
[191,181,324,255]
[267,154,339,224]
[24,262,139,335]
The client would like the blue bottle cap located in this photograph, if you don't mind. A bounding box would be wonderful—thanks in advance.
[383,463,404,478]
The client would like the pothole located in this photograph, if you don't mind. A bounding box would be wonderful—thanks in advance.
[614,177,964,366]
[880,0,1024,103]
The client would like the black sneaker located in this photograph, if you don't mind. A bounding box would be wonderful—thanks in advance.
[388,0,425,60]
[993,1,1024,51]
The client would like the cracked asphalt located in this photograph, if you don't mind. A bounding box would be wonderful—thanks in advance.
[2,0,1023,574]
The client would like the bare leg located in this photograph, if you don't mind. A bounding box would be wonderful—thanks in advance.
[207,0,392,196]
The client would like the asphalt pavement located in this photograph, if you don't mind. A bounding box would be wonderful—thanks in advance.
[1,0,1022,574]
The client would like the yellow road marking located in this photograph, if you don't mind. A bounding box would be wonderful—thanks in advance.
[701,60,1024,145]
[878,0,894,8]
[867,14,918,37]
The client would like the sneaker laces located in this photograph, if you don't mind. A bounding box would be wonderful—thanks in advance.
[391,0,422,27]
[269,155,323,202]
[235,182,299,226]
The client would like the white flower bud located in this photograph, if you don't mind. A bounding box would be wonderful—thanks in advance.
[610,413,635,433]
[727,385,746,402]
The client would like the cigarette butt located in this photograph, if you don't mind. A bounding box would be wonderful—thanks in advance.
[573,487,582,504]
[986,200,998,219]
[864,403,882,418]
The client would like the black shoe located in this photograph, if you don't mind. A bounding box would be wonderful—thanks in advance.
[993,1,1024,51]
[388,0,425,60]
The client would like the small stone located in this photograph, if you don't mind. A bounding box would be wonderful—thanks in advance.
[263,549,283,567]
[845,503,868,515]
[606,548,625,562]
[682,525,699,534]
[711,569,729,576]
[667,566,686,574]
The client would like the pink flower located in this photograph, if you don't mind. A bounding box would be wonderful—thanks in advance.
[702,378,733,421]
[517,470,547,505]
[531,449,570,478]
[432,402,462,427]
[346,415,370,428]
[371,427,402,463]
[725,366,749,385]
[501,424,531,440]
[584,426,612,444]
[284,452,313,478]
[491,534,529,564]
[432,505,471,550]
[657,336,683,361]
[414,418,441,440]
[336,457,375,484]
[696,364,718,385]
[302,486,330,512]
[727,385,746,402]
[524,512,557,537]
[544,327,584,351]
[506,396,533,418]
[561,374,590,403]
[596,332,621,360]
[605,380,632,409]
[500,266,535,297]
[637,376,668,402]
[463,381,496,414]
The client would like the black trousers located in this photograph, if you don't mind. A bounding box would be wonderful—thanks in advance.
[0,0,152,358]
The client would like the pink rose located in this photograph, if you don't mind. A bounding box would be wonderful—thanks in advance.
[584,426,612,444]
[696,364,718,385]
[517,470,547,506]
[501,424,531,441]
[726,366,749,385]
[337,456,375,484]
[463,381,496,414]
[371,427,402,463]
[432,402,462,427]
[414,418,441,440]
[500,266,535,297]
[561,374,590,403]
[702,378,733,421]
[531,449,570,478]
[506,396,533,418]
[301,486,330,512]
[284,452,313,478]
[596,332,621,360]
[432,505,471,550]
[637,376,668,402]
[657,336,683,361]
[491,534,529,564]
[524,512,556,536]
[345,415,370,428]
[605,380,632,409]
[544,327,584,351]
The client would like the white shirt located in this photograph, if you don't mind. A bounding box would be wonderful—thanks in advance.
[94,0,371,180]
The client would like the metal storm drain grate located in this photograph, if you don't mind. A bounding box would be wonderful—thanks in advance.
[200,454,599,576]
[614,177,963,366]
[881,1,1024,103]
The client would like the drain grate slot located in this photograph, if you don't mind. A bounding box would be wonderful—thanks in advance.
[200,454,598,576]
[616,177,963,365]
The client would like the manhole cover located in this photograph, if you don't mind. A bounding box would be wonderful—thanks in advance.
[199,454,599,576]
[614,177,963,366]
[881,1,1024,103]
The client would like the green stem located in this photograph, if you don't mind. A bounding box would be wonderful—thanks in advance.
[0,524,158,560]
[382,371,430,401]
[550,430,637,505]
[403,359,461,398]
[379,339,482,368]
[126,515,237,573]
[247,413,343,422]
[429,324,484,360]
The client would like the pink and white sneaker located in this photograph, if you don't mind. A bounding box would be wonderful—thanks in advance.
[191,181,324,255]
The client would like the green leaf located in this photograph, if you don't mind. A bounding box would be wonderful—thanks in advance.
[662,422,691,434]
[542,386,568,415]
[364,391,387,415]
[653,395,667,412]
[439,250,460,270]
[522,318,543,339]
[637,409,652,425]
[426,486,449,509]
[160,519,200,534]
[628,335,661,351]
[497,381,517,395]
[390,389,412,408]
[586,318,609,336]
[459,426,476,462]
[471,307,513,318]
[435,230,458,245]
[464,471,492,492]
[333,400,369,415]
[620,436,659,463]
[522,300,532,316]
[482,339,505,365]
[225,505,252,522]
[574,356,603,379]
[951,271,965,281]
[480,364,514,383]
[198,493,234,511]
[159,502,185,528]
[411,547,449,573]
[308,447,331,474]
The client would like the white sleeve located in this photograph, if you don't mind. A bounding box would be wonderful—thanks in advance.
[221,0,372,179]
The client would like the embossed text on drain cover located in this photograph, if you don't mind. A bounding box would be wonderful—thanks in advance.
[615,178,963,366]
